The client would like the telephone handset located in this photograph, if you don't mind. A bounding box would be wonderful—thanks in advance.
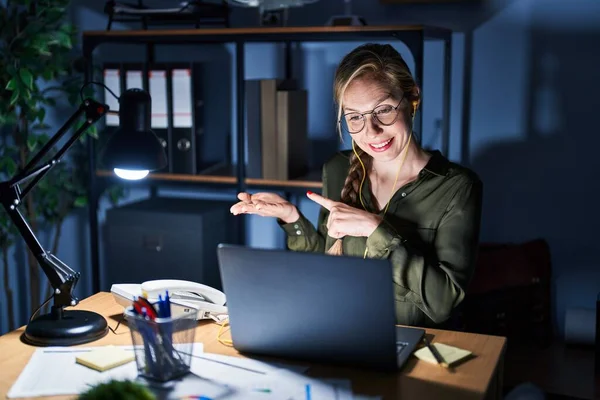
[111,279,228,321]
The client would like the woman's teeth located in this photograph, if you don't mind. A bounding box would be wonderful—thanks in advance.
[371,139,391,148]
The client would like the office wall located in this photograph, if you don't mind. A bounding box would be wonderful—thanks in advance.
[1,0,598,338]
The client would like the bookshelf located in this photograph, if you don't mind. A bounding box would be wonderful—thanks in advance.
[82,25,452,293]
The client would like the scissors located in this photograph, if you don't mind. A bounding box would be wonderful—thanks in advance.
[133,296,158,320]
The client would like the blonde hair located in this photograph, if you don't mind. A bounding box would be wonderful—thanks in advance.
[328,44,421,256]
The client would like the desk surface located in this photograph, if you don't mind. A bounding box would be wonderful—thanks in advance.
[0,292,506,400]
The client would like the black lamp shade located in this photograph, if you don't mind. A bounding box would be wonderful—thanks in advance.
[103,88,167,171]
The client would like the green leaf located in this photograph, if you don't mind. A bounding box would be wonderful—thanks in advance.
[37,107,46,122]
[27,137,37,152]
[19,68,34,89]
[5,78,17,91]
[74,196,87,207]
[55,31,72,49]
[9,89,19,106]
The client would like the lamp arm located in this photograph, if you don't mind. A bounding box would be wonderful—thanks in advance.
[0,98,108,309]
[15,99,108,199]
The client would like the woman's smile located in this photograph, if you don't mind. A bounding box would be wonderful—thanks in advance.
[368,137,394,152]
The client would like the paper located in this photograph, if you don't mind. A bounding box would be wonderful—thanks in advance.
[10,345,372,400]
[413,343,472,366]
[244,369,355,400]
[7,344,204,398]
[190,352,308,389]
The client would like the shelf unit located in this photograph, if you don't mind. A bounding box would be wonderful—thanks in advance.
[82,25,452,293]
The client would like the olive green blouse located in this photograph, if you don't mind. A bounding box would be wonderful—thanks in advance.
[279,150,483,327]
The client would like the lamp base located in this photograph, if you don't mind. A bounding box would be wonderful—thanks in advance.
[23,310,109,346]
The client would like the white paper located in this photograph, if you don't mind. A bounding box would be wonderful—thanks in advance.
[247,369,355,400]
[172,68,193,128]
[103,69,120,126]
[9,345,372,400]
[190,352,307,388]
[7,344,203,398]
[149,70,168,128]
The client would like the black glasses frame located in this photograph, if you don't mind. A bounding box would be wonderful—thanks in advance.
[339,96,405,134]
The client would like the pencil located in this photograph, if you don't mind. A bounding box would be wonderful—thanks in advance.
[423,336,449,369]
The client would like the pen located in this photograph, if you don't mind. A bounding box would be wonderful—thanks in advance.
[423,336,449,369]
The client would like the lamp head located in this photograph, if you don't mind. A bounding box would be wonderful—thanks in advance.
[102,88,167,180]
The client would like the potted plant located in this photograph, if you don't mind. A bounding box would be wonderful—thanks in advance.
[0,0,124,331]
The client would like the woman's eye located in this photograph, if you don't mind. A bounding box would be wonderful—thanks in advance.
[376,107,393,115]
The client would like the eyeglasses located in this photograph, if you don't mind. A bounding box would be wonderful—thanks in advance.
[340,98,403,134]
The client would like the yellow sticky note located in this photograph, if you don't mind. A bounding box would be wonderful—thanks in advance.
[414,343,472,366]
[76,346,135,372]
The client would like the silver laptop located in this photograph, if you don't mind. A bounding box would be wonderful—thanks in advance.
[216,244,424,370]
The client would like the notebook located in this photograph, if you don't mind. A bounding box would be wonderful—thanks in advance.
[413,343,472,366]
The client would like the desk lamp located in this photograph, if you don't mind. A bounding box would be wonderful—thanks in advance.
[0,83,167,346]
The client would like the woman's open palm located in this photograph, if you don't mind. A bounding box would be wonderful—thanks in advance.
[230,192,299,223]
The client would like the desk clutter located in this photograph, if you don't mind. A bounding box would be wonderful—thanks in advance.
[8,291,382,399]
[7,344,380,399]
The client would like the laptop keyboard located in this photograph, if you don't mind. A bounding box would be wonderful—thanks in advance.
[396,341,408,355]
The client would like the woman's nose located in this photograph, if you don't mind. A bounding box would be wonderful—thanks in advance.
[364,114,383,137]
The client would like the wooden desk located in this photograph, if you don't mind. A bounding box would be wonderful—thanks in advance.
[0,293,506,400]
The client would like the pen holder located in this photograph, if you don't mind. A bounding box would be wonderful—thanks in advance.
[125,306,198,382]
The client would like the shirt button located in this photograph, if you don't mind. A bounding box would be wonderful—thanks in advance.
[296,230,302,235]
[401,192,407,197]
[293,224,299,229]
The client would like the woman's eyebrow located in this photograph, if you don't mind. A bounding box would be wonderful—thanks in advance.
[344,95,392,112]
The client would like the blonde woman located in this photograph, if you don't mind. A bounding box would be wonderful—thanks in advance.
[231,43,482,327]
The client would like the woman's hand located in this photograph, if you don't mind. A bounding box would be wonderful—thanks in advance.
[230,192,300,224]
[307,191,382,238]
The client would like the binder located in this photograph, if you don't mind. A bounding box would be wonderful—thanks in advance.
[147,64,169,167]
[170,66,196,174]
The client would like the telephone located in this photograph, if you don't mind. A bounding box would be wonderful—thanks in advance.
[111,279,228,321]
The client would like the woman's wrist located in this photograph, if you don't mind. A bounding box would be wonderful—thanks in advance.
[281,207,300,224]
[365,215,383,237]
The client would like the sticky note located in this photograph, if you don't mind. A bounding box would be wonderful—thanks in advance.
[413,343,472,366]
[75,346,135,372]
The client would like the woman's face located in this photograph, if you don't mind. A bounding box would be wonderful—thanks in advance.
[342,77,409,163]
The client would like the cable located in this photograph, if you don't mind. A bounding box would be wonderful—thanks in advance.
[356,127,413,259]
[79,81,119,103]
[217,319,233,347]
[28,292,54,324]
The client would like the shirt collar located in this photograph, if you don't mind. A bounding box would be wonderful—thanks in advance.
[423,150,451,177]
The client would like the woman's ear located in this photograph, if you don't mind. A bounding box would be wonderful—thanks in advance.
[411,86,421,116]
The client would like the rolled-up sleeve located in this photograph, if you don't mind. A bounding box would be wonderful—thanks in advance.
[366,179,483,324]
